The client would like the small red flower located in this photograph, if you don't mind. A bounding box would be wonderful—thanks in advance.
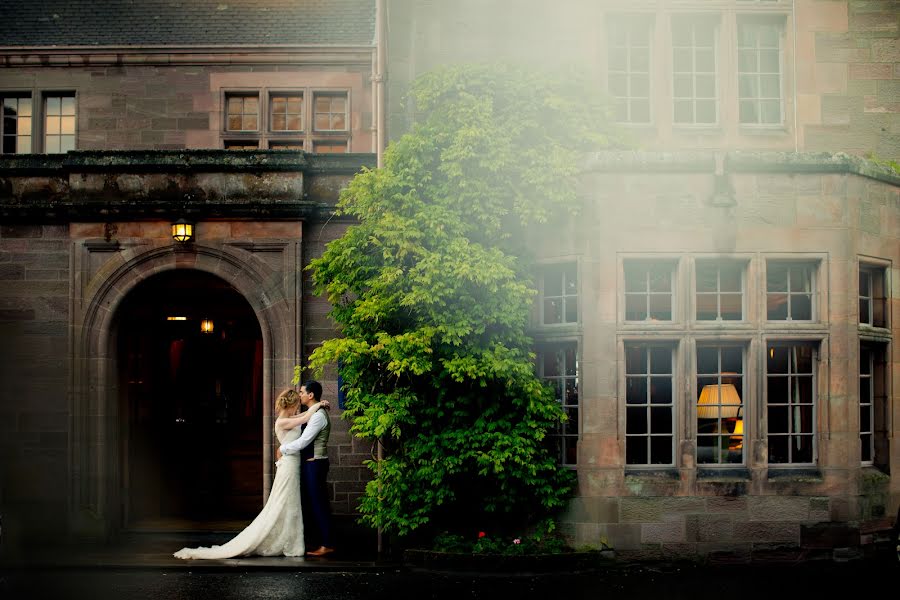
[477,531,486,538]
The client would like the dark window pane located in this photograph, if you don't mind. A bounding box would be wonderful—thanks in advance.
[769,436,789,463]
[650,377,672,405]
[792,294,812,320]
[625,345,646,374]
[650,436,672,464]
[768,405,789,434]
[565,299,578,323]
[768,294,788,320]
[697,348,718,374]
[720,348,741,375]
[793,436,814,463]
[768,347,789,374]
[860,405,871,431]
[626,377,648,404]
[650,407,672,434]
[860,433,872,462]
[650,348,671,374]
[626,436,647,465]
[627,407,648,434]
[793,347,814,373]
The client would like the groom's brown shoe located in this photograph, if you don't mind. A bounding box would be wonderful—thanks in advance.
[306,546,335,557]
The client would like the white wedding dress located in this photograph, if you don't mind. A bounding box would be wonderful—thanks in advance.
[174,425,304,559]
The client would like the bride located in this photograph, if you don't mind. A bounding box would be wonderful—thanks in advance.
[174,389,328,559]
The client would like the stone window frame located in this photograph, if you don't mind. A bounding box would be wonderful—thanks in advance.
[670,14,720,127]
[42,92,77,154]
[221,87,351,151]
[2,90,77,154]
[736,15,786,128]
[605,14,654,125]
[858,258,889,330]
[763,339,819,466]
[624,340,678,468]
[859,341,890,469]
[762,258,821,323]
[1,93,33,154]
[536,338,581,467]
[694,341,749,466]
[693,256,751,324]
[538,260,580,327]
[622,258,680,324]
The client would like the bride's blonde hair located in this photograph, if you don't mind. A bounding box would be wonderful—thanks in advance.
[275,388,301,412]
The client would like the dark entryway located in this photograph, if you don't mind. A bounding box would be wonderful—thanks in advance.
[116,269,264,528]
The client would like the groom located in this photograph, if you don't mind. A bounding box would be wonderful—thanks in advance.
[279,379,335,557]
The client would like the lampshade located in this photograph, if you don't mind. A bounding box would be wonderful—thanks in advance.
[200,318,214,334]
[172,218,194,243]
[729,419,744,450]
[697,383,742,419]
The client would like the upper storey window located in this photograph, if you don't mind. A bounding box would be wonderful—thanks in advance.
[737,19,783,126]
[696,261,744,321]
[541,262,578,325]
[44,94,76,154]
[270,94,303,133]
[226,94,260,132]
[671,18,717,125]
[766,262,815,321]
[625,261,674,321]
[223,90,349,152]
[607,17,652,124]
[2,96,32,154]
[313,93,348,132]
[859,263,887,328]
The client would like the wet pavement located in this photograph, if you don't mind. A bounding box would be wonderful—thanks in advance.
[0,530,896,600]
[1,559,896,600]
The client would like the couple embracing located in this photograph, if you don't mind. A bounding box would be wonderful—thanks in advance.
[174,381,335,559]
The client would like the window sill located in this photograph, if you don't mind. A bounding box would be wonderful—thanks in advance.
[737,125,790,137]
[766,468,822,483]
[624,468,679,479]
[858,325,891,342]
[696,467,750,481]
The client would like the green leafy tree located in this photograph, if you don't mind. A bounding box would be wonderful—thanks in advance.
[306,63,615,539]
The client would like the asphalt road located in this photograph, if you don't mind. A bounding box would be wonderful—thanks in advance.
[1,560,895,600]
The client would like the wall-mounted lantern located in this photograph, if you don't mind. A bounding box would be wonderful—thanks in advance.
[171,218,194,243]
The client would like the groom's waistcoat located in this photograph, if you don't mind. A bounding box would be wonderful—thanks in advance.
[312,409,330,459]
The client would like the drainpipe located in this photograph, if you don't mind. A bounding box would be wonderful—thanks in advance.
[792,0,799,153]
[375,0,386,168]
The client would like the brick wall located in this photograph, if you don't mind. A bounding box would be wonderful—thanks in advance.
[0,224,71,544]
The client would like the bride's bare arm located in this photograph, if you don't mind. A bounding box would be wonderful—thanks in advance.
[276,400,329,430]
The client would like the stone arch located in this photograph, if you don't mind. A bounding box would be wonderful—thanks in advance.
[71,241,300,535]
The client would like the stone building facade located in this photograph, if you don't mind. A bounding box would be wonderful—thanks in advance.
[0,1,377,550]
[386,1,899,559]
[0,0,897,562]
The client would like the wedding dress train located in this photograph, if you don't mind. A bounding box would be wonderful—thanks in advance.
[174,426,304,559]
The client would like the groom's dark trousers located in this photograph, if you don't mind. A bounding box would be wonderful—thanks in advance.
[301,457,333,549]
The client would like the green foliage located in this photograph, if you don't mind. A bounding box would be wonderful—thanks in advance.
[306,63,615,538]
[432,519,572,556]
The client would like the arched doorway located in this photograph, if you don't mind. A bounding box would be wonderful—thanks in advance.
[116,269,264,529]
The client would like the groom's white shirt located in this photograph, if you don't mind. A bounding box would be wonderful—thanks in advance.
[279,410,326,456]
